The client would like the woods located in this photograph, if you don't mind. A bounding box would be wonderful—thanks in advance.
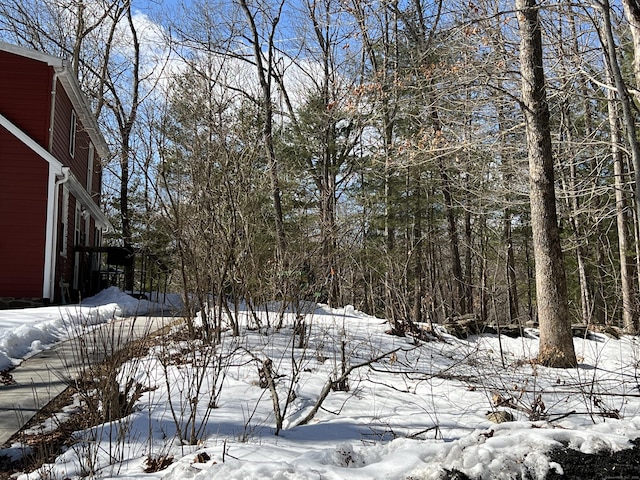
[3,0,640,365]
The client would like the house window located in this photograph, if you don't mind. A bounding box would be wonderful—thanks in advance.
[84,213,91,247]
[73,204,84,290]
[87,142,94,193]
[93,227,102,272]
[74,204,83,247]
[60,186,69,256]
[69,110,77,157]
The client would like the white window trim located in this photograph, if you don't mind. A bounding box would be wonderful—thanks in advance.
[74,203,82,246]
[69,110,77,157]
[60,185,69,256]
[73,204,83,290]
[87,142,94,193]
[84,212,91,247]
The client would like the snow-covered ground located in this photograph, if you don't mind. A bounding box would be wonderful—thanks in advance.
[2,291,640,479]
[0,287,181,371]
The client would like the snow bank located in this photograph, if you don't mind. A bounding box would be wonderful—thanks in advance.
[0,287,181,371]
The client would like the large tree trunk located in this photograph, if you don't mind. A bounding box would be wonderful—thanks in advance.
[606,73,637,331]
[621,0,640,91]
[611,0,640,332]
[440,164,466,315]
[121,141,135,292]
[503,206,519,322]
[598,0,640,262]
[516,0,576,367]
[558,103,591,326]
[119,7,140,294]
[430,98,466,316]
[412,166,425,325]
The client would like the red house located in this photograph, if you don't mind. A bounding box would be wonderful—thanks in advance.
[0,42,112,307]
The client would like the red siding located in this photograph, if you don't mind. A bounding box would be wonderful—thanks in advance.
[51,84,97,195]
[74,125,92,183]
[51,85,99,294]
[93,162,102,201]
[51,85,77,169]
[0,126,48,297]
[0,46,106,302]
[0,51,52,149]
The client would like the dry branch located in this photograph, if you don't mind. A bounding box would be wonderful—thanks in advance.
[295,348,401,427]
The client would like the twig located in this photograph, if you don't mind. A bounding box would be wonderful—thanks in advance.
[547,411,577,423]
[295,347,401,427]
[407,426,440,439]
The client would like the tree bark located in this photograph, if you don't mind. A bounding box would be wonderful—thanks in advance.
[429,100,465,316]
[312,0,339,306]
[605,72,637,332]
[558,102,591,326]
[516,0,576,367]
[440,164,466,315]
[503,206,519,322]
[621,0,640,93]
[600,0,640,270]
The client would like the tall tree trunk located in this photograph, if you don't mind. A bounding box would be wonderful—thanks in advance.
[503,206,519,322]
[599,0,640,332]
[464,175,473,314]
[569,6,606,325]
[121,140,134,292]
[621,0,640,92]
[516,0,576,367]
[239,0,286,264]
[491,9,520,324]
[606,74,637,331]
[440,164,466,315]
[600,0,640,263]
[350,0,401,322]
[558,102,591,325]
[317,2,338,307]
[412,166,424,325]
[120,6,140,293]
[618,0,640,330]
[429,101,466,316]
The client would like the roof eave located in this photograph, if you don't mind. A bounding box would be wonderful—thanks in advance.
[0,41,111,162]
[0,41,64,67]
[66,172,114,232]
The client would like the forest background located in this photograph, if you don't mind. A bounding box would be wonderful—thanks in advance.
[2,0,640,366]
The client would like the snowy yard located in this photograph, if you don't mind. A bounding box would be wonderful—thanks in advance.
[1,289,640,479]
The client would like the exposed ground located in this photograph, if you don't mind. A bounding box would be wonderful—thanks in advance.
[437,439,640,479]
[546,439,640,479]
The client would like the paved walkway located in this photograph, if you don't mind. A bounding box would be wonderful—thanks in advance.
[0,316,175,446]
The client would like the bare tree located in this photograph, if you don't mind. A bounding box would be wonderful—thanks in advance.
[100,3,142,292]
[238,0,287,265]
[606,71,637,333]
[516,0,576,367]
[621,0,640,92]
[601,0,640,332]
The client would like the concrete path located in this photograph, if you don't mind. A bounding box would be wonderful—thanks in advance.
[0,316,175,446]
